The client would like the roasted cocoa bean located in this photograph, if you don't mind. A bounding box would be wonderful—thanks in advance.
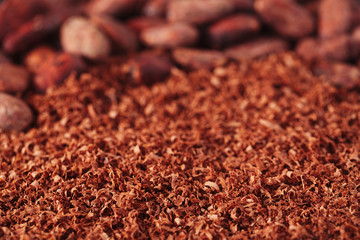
[141,22,199,48]
[351,26,360,58]
[61,16,111,60]
[86,0,144,17]
[255,0,314,38]
[0,0,48,40]
[318,0,351,39]
[124,52,172,85]
[24,46,57,73]
[91,15,138,53]
[301,0,320,16]
[313,61,360,89]
[3,12,69,54]
[142,0,167,17]
[34,53,85,92]
[318,35,352,62]
[172,48,226,70]
[225,37,289,61]
[351,2,360,28]
[126,16,166,34]
[228,0,254,10]
[0,93,33,131]
[167,0,233,25]
[0,63,29,93]
[296,35,352,62]
[295,38,319,62]
[207,14,260,48]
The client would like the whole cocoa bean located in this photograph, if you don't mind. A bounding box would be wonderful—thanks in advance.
[313,61,360,89]
[295,38,319,62]
[91,15,138,53]
[0,93,33,131]
[43,0,84,8]
[124,52,172,85]
[296,35,352,62]
[254,0,314,38]
[225,37,289,61]
[24,46,57,73]
[34,53,85,92]
[318,0,351,39]
[167,0,233,25]
[86,0,143,17]
[0,0,48,40]
[141,22,199,48]
[318,35,352,62]
[3,12,69,54]
[351,27,360,58]
[302,0,320,16]
[228,0,254,10]
[172,48,226,70]
[351,2,360,28]
[126,16,166,34]
[0,63,29,93]
[143,0,167,17]
[207,14,260,48]
[61,16,111,60]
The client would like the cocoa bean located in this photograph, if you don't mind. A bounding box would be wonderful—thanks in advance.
[318,0,351,39]
[141,22,199,48]
[0,63,29,93]
[351,27,360,58]
[0,0,48,40]
[23,46,57,73]
[143,0,167,17]
[0,93,33,131]
[254,0,314,38]
[34,53,85,92]
[126,16,166,34]
[318,35,352,62]
[296,35,352,62]
[302,0,320,16]
[91,15,138,53]
[86,0,144,17]
[313,61,360,89]
[295,38,319,62]
[172,48,226,70]
[228,0,254,10]
[351,2,360,28]
[167,0,233,25]
[43,0,87,9]
[207,14,261,48]
[3,12,69,54]
[225,37,289,61]
[60,16,111,60]
[124,52,172,85]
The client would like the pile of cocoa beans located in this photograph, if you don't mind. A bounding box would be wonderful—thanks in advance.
[1,0,360,131]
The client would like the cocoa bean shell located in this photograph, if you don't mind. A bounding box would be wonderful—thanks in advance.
[61,16,111,60]
[141,22,199,48]
[0,93,33,131]
[0,63,29,93]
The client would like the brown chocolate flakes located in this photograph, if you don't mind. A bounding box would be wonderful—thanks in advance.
[1,53,360,239]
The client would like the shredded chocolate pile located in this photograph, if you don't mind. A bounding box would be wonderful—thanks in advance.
[1,53,359,239]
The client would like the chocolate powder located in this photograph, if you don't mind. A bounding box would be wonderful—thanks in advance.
[0,53,359,239]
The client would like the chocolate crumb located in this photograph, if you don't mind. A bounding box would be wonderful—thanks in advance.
[1,53,359,239]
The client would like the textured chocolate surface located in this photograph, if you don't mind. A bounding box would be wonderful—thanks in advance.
[1,53,359,239]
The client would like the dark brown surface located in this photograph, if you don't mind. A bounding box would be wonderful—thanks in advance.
[0,53,360,239]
